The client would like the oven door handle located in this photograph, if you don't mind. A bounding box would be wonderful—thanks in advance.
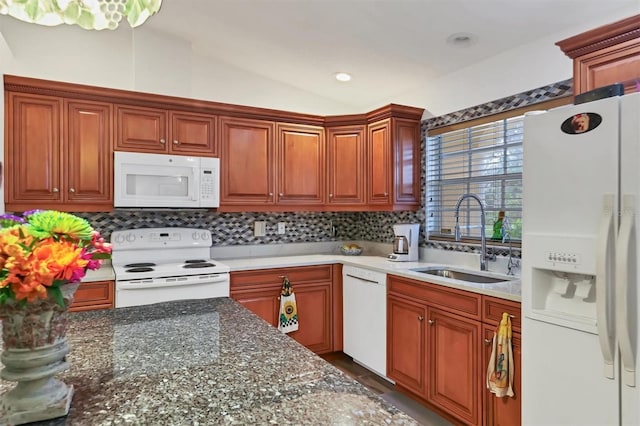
[117,273,229,290]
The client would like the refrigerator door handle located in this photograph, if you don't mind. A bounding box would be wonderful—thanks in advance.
[616,194,636,387]
[596,193,616,379]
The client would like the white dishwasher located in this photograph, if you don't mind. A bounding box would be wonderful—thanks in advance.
[342,265,388,379]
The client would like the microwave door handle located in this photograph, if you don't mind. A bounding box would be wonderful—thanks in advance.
[191,167,199,201]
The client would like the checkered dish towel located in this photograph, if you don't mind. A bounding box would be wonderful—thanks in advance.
[278,276,299,333]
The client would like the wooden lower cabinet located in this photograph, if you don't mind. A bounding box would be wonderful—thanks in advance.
[388,295,427,397]
[387,275,521,426]
[230,265,334,354]
[428,308,481,426]
[483,326,521,426]
[69,280,114,312]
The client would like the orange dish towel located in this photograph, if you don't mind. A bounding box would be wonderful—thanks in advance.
[278,276,299,334]
[486,312,515,397]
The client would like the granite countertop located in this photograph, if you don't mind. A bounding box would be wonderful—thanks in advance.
[0,298,417,425]
[222,254,522,302]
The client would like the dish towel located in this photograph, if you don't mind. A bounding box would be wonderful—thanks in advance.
[278,276,299,334]
[486,312,514,397]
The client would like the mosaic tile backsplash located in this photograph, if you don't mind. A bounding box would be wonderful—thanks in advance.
[75,79,568,257]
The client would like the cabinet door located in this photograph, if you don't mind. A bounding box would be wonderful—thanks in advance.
[64,100,112,205]
[427,307,482,426]
[6,93,62,204]
[288,282,332,354]
[326,125,365,206]
[233,290,280,327]
[69,280,114,312]
[115,105,167,153]
[170,111,217,156]
[367,119,391,205]
[387,296,427,397]
[276,123,325,205]
[219,116,276,206]
[393,118,420,206]
[483,326,521,426]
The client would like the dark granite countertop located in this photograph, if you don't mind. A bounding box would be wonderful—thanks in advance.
[1,298,417,425]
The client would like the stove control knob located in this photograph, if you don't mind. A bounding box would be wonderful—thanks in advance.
[126,234,135,243]
[114,234,125,244]
[201,232,209,241]
[192,232,200,240]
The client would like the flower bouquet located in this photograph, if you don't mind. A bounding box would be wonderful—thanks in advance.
[0,210,112,424]
[0,210,112,307]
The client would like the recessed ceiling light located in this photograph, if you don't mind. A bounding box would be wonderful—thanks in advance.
[335,72,352,82]
[446,32,478,47]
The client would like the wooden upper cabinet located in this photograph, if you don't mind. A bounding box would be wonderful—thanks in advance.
[115,105,167,153]
[366,114,421,211]
[5,93,112,212]
[276,123,325,205]
[556,14,640,95]
[170,111,217,156]
[367,119,392,205]
[326,125,366,207]
[6,93,62,205]
[393,118,420,206]
[64,100,112,205]
[115,105,217,156]
[219,116,276,207]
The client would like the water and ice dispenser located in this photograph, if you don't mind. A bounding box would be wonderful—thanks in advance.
[524,234,606,334]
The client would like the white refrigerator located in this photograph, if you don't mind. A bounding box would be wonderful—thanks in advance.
[522,91,640,425]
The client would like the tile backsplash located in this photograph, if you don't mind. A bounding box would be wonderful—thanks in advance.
[77,210,423,245]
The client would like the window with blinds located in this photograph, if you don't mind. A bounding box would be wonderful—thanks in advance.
[426,115,523,243]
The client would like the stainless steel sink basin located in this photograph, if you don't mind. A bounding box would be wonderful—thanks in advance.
[410,267,511,284]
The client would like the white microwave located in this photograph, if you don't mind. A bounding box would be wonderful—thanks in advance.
[114,151,219,208]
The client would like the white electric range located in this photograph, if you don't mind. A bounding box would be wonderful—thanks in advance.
[111,227,230,308]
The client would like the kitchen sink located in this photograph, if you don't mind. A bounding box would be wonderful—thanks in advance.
[410,267,512,284]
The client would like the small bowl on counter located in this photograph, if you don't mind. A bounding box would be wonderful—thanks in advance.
[340,244,363,256]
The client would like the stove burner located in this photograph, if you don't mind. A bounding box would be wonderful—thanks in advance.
[183,262,215,269]
[184,259,207,264]
[124,262,156,268]
[126,267,154,273]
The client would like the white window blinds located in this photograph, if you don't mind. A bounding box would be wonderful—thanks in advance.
[426,116,523,242]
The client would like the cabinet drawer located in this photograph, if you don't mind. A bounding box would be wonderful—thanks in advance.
[69,280,114,312]
[482,296,521,332]
[231,265,332,290]
[388,275,481,320]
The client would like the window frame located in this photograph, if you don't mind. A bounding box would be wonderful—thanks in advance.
[425,97,572,249]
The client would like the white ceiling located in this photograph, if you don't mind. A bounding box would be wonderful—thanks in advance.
[141,1,638,113]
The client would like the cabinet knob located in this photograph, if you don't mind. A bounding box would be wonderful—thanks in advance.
[52,187,59,193]
[384,192,389,196]
[159,138,166,144]
[329,194,333,198]
[173,140,179,145]
[268,192,273,197]
[428,319,435,325]
[418,315,424,321]
[279,193,283,197]
[69,188,75,193]
[484,338,492,345]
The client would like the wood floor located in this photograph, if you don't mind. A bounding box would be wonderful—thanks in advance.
[321,352,452,426]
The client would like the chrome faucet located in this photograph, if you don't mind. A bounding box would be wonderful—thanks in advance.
[454,193,491,271]
[501,219,520,275]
